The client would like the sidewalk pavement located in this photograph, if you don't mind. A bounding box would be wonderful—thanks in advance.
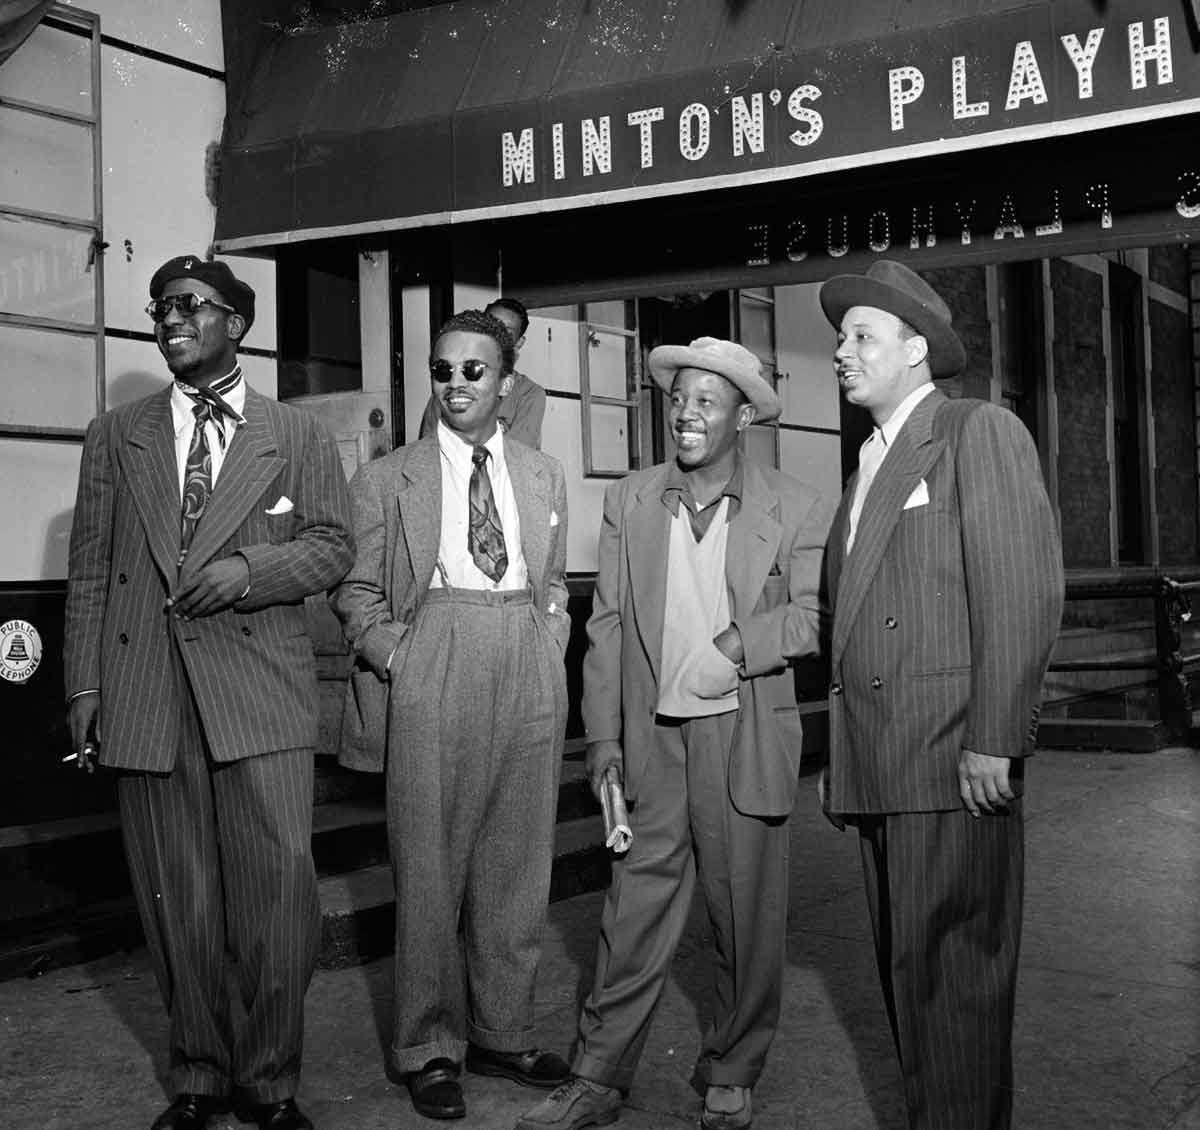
[2,748,1197,1130]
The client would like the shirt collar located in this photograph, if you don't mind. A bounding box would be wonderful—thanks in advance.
[662,452,744,513]
[170,366,246,436]
[877,381,936,449]
[436,418,506,471]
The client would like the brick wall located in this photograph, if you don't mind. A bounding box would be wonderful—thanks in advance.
[924,265,991,400]
[1149,243,1189,292]
[1051,258,1111,569]
[1150,297,1198,564]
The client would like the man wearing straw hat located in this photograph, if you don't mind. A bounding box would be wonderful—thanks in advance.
[818,260,1064,1130]
[518,338,829,1130]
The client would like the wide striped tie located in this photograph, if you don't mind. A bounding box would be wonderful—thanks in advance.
[468,446,508,582]
[176,369,242,569]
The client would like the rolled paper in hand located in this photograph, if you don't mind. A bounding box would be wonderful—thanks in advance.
[599,767,633,853]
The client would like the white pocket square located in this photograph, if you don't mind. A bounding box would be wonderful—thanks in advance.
[550,510,559,527]
[903,480,929,510]
[266,496,294,515]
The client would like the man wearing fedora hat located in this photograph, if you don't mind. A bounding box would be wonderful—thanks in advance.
[517,338,828,1130]
[818,260,1063,1130]
[64,255,354,1130]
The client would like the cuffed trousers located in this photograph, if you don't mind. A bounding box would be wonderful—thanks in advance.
[385,588,567,1073]
[855,805,1024,1130]
[117,649,319,1104]
[574,711,790,1094]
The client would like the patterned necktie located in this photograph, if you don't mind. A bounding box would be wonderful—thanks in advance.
[846,429,886,553]
[176,370,241,569]
[469,446,508,582]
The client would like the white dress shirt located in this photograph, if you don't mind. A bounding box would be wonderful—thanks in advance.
[847,381,936,552]
[170,368,247,497]
[431,420,529,591]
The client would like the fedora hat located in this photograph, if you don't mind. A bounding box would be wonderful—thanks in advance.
[648,337,781,422]
[819,260,965,377]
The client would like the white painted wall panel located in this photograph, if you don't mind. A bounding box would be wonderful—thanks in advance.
[524,307,581,393]
[62,0,224,72]
[541,398,607,574]
[218,254,278,356]
[0,441,82,580]
[775,283,840,431]
[99,46,223,334]
[105,334,167,407]
[780,429,842,519]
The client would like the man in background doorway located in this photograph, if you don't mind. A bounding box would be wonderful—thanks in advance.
[420,297,547,449]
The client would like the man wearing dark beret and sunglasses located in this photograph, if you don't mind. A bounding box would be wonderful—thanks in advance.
[63,256,355,1130]
[331,309,572,1121]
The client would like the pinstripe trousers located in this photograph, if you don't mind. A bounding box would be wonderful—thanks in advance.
[384,588,566,1074]
[117,644,320,1104]
[854,805,1023,1130]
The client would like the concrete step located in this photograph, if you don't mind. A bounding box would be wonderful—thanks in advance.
[317,815,611,970]
[0,746,607,982]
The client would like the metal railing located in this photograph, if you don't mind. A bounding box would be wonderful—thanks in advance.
[1049,567,1200,740]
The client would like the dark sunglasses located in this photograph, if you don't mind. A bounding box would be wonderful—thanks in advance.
[430,358,492,383]
[146,293,237,322]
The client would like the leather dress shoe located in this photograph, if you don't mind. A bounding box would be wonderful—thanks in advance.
[250,1098,315,1130]
[408,1058,466,1120]
[150,1094,224,1130]
[466,1044,571,1089]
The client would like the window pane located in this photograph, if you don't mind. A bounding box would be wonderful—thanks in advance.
[586,328,630,400]
[0,24,92,115]
[0,107,94,218]
[584,300,627,331]
[738,297,774,362]
[0,325,95,428]
[588,403,631,474]
[0,218,95,324]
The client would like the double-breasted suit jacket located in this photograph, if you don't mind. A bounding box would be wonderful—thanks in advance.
[64,384,356,768]
[583,458,829,818]
[332,434,571,772]
[824,390,1064,814]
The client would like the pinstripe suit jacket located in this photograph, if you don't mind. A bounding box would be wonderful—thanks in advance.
[825,391,1064,814]
[582,459,829,818]
[64,385,355,771]
[331,434,571,772]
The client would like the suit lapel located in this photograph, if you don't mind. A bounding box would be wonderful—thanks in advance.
[726,461,782,618]
[832,390,946,663]
[507,440,550,589]
[122,388,183,583]
[627,468,672,681]
[397,438,441,590]
[180,388,285,581]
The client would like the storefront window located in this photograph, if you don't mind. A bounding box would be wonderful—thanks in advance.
[0,6,102,439]
[580,300,640,477]
[277,244,363,400]
[1110,261,1149,565]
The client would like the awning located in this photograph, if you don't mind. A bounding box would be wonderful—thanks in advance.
[215,0,1200,251]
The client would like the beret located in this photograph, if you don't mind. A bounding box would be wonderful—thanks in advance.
[149,255,255,338]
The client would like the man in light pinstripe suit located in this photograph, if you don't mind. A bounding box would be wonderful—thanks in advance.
[64,257,354,1130]
[819,261,1064,1130]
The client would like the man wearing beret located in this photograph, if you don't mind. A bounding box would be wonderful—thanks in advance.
[518,338,829,1130]
[818,261,1064,1130]
[64,256,355,1130]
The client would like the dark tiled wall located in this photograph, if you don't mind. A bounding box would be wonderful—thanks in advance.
[1150,296,1198,565]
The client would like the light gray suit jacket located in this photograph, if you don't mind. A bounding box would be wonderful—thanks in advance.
[64,385,355,770]
[331,434,570,772]
[582,458,829,818]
